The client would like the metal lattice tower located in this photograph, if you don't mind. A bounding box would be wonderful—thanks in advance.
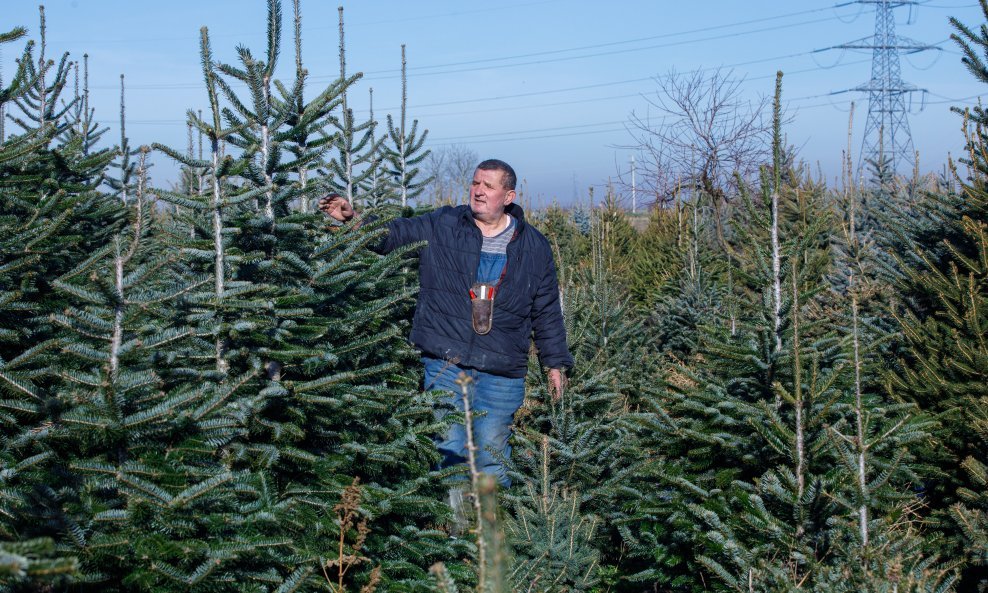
[832,1,938,176]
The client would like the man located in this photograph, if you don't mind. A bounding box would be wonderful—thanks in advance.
[319,159,572,487]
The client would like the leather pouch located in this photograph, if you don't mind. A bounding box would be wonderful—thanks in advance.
[470,282,496,335]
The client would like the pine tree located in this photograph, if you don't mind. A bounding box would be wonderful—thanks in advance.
[45,150,263,591]
[508,207,658,592]
[322,6,383,208]
[879,5,988,586]
[105,74,140,205]
[152,2,468,589]
[952,396,988,570]
[383,45,431,209]
[634,73,949,592]
[0,537,77,588]
[0,15,124,579]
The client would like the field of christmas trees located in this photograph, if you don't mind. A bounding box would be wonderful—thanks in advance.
[1,1,987,591]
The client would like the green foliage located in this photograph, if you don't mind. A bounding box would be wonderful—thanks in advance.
[47,155,264,592]
[621,206,683,312]
[1,2,462,591]
[873,10,988,586]
[952,399,988,568]
[631,75,947,592]
[146,2,465,590]
[4,2,988,592]
[0,18,127,588]
[383,45,432,208]
[509,210,662,592]
[504,436,601,593]
[0,537,77,588]
[529,205,590,278]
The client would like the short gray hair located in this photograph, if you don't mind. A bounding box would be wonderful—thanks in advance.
[476,159,516,191]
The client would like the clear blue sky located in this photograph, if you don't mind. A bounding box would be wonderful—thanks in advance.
[4,0,986,206]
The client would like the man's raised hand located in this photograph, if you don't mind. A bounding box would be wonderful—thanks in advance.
[318,193,355,222]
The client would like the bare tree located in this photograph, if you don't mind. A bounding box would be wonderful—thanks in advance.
[424,143,478,206]
[624,68,771,208]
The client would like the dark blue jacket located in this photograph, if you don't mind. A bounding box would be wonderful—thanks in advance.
[378,204,573,378]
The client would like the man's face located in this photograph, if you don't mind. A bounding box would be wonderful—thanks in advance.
[470,168,515,223]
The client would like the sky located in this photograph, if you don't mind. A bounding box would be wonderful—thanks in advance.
[3,0,987,207]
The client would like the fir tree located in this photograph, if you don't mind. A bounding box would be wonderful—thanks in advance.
[0,29,86,589]
[879,6,988,587]
[153,2,468,589]
[620,204,683,313]
[509,207,658,591]
[648,190,729,360]
[637,73,947,592]
[278,0,338,215]
[504,436,601,593]
[0,537,77,588]
[58,54,109,159]
[105,74,140,205]
[383,45,431,209]
[322,6,383,208]
[0,24,45,416]
[952,397,988,571]
[0,16,124,581]
[46,150,262,591]
[528,204,590,280]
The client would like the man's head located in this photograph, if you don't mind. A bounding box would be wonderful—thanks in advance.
[470,159,517,224]
[476,159,516,191]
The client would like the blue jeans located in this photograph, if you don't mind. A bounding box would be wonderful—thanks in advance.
[423,357,525,487]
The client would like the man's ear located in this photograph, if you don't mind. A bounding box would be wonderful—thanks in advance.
[505,189,517,205]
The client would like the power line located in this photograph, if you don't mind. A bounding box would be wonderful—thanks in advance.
[432,119,627,142]
[348,14,851,82]
[422,63,880,143]
[357,2,969,81]
[398,53,871,116]
[915,1,979,7]
[375,82,985,145]
[51,0,565,45]
[117,55,874,128]
[117,54,875,127]
[925,92,983,104]
[94,43,859,118]
[429,87,984,146]
[363,4,843,76]
[50,1,977,158]
[431,126,627,146]
[88,5,847,90]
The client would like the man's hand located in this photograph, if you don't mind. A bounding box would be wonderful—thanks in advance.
[318,194,355,222]
[548,368,567,401]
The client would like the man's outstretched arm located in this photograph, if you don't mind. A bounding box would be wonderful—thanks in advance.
[318,193,438,253]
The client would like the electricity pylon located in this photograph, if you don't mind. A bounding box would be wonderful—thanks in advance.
[828,1,939,177]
